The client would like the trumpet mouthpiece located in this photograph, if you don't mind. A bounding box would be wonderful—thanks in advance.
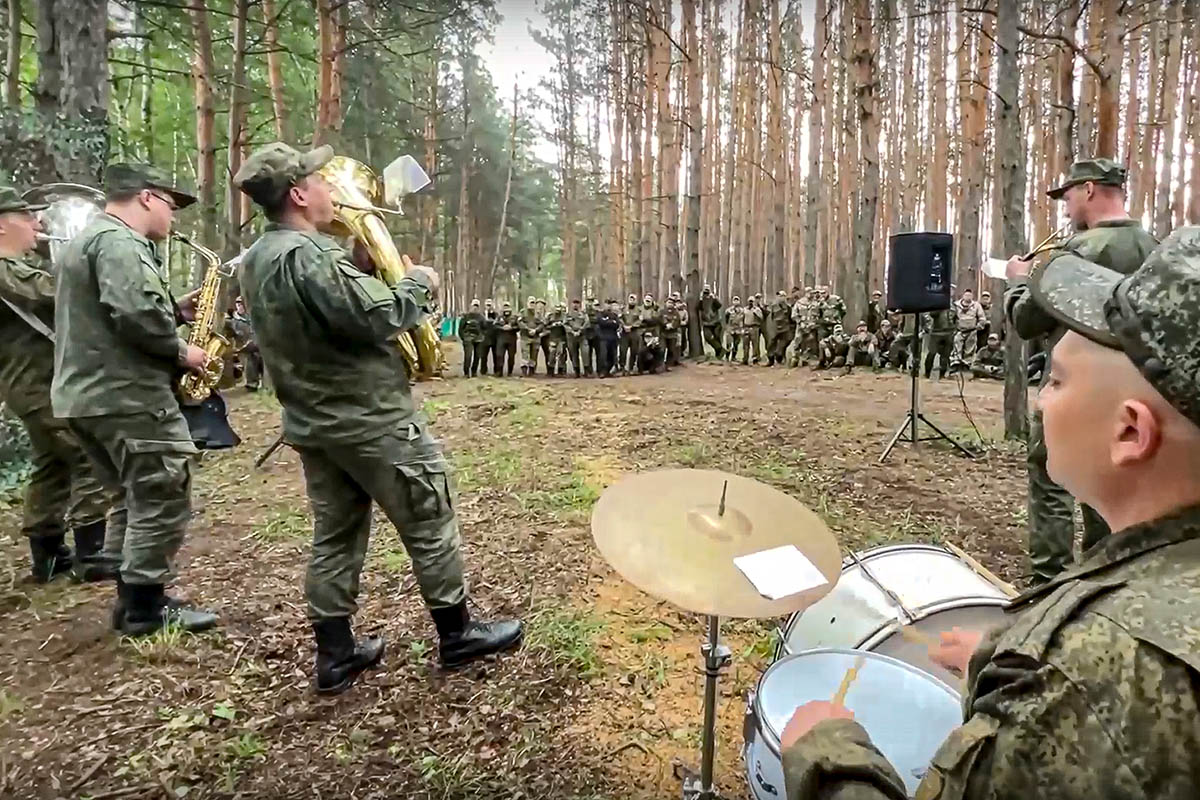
[36,233,69,243]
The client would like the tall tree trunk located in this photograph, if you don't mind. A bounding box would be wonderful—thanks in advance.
[656,0,680,299]
[1153,2,1183,238]
[5,0,20,108]
[138,4,153,160]
[928,5,948,229]
[683,0,704,354]
[898,0,920,230]
[420,51,439,264]
[1134,16,1160,222]
[608,0,627,296]
[1190,6,1200,225]
[1123,4,1142,200]
[456,56,472,311]
[995,0,1028,440]
[802,0,826,287]
[313,0,343,146]
[848,0,877,328]
[626,3,644,296]
[225,0,249,259]
[766,0,785,292]
[1093,0,1123,158]
[640,3,657,295]
[261,0,288,139]
[188,0,217,252]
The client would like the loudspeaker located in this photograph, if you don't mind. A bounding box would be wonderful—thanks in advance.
[887,232,954,313]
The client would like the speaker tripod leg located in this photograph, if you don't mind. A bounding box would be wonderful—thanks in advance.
[916,413,976,458]
[879,411,915,463]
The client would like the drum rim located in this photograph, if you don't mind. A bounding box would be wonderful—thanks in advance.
[751,646,961,760]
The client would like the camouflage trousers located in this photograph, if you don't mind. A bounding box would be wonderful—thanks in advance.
[494,334,517,376]
[739,329,761,363]
[521,337,540,374]
[69,409,196,585]
[787,327,819,367]
[560,334,584,375]
[665,332,683,366]
[951,329,979,369]
[701,325,724,358]
[547,337,567,374]
[580,337,596,375]
[618,331,640,372]
[296,421,466,620]
[18,404,112,540]
[845,343,875,369]
[924,334,953,377]
[1027,408,1111,583]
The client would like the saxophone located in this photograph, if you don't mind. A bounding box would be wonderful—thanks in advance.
[318,155,444,380]
[176,234,237,402]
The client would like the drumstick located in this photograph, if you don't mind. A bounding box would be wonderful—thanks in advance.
[946,543,1019,598]
[831,654,866,707]
[897,624,938,649]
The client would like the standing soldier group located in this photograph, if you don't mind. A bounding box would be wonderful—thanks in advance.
[455,292,688,379]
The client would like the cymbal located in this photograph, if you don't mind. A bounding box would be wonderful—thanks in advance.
[591,469,841,618]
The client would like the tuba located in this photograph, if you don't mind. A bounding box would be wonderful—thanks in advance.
[23,183,106,267]
[318,155,444,380]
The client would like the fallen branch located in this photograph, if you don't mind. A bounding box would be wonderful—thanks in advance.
[68,752,111,793]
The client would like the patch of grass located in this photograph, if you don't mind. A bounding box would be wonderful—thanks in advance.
[640,654,669,689]
[628,623,674,644]
[742,628,781,662]
[417,753,485,794]
[528,607,605,679]
[523,470,601,515]
[254,508,309,543]
[375,543,411,575]
[674,442,714,467]
[0,688,23,721]
[451,445,524,491]
[504,400,547,431]
[225,732,267,761]
[123,622,189,663]
[422,398,451,423]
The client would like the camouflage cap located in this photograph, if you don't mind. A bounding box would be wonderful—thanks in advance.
[0,186,47,214]
[104,163,197,209]
[234,142,334,206]
[1033,227,1200,429]
[1047,157,1126,200]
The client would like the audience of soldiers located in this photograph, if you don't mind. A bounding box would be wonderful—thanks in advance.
[448,284,1005,380]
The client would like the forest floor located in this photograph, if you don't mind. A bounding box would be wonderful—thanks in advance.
[0,352,1033,800]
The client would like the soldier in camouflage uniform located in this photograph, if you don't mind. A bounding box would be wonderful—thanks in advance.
[785,289,811,367]
[865,289,885,333]
[844,321,875,372]
[662,294,683,367]
[818,287,847,340]
[970,332,1005,379]
[619,293,641,374]
[480,298,496,375]
[950,288,987,373]
[562,298,587,377]
[724,296,743,361]
[53,165,217,635]
[518,296,542,376]
[228,296,262,391]
[767,290,793,366]
[595,299,621,376]
[873,319,898,369]
[740,296,764,365]
[1005,158,1158,584]
[545,301,567,376]
[235,143,521,692]
[922,306,955,379]
[458,299,485,377]
[976,290,993,350]
[817,324,849,369]
[493,301,518,376]
[697,287,724,359]
[0,187,114,584]
[581,297,600,376]
[779,225,1200,800]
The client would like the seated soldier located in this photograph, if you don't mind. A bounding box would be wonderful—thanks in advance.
[637,326,665,374]
[873,319,898,369]
[817,324,849,369]
[970,332,1006,379]
[844,321,875,371]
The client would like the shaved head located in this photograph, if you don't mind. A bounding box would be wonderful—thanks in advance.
[1041,332,1200,529]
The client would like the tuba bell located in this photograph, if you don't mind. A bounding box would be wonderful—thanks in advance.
[317,155,444,380]
[22,183,106,268]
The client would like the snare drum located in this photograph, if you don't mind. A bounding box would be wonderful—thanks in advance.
[778,544,1010,685]
[743,649,962,798]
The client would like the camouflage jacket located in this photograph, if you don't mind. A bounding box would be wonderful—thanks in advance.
[544,309,567,341]
[698,296,723,327]
[973,344,1004,370]
[874,328,898,354]
[847,332,874,351]
[819,295,847,325]
[564,309,588,337]
[227,312,257,353]
[480,310,496,340]
[783,503,1200,800]
[621,304,641,332]
[820,333,848,355]
[52,214,187,418]
[1005,219,1157,346]
[458,310,485,342]
[661,305,682,333]
[725,305,744,335]
[638,306,663,336]
[519,308,543,339]
[741,304,764,329]
[866,301,886,332]
[238,223,432,446]
[953,300,987,332]
[922,309,956,335]
[0,256,56,416]
[770,298,793,327]
[493,311,519,336]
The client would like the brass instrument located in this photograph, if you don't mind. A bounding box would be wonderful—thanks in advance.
[23,183,105,268]
[1021,224,1073,261]
[318,155,444,380]
[176,234,237,402]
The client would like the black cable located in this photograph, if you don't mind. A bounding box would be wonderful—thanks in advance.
[955,369,988,451]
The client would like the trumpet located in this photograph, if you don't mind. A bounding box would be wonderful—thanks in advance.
[1021,224,1072,262]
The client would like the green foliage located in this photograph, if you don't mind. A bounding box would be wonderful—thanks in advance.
[0,406,31,501]
[527,606,604,678]
[254,509,309,543]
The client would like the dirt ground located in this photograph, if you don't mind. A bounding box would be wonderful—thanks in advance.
[0,353,1032,800]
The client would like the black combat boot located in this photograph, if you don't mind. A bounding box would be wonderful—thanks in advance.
[29,535,72,583]
[432,601,524,669]
[116,581,218,637]
[312,617,385,694]
[71,520,118,583]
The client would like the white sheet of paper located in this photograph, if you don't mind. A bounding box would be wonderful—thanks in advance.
[983,258,1010,280]
[734,545,829,601]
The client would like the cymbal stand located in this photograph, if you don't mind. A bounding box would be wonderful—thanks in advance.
[679,615,731,800]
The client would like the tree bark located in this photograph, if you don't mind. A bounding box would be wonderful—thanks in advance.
[626,2,644,296]
[995,0,1028,441]
[928,5,947,229]
[640,2,657,296]
[1153,2,1183,239]
[188,0,217,252]
[608,0,627,296]
[261,0,288,139]
[5,0,19,108]
[1190,5,1200,225]
[848,0,877,328]
[656,0,680,299]
[1054,3,1080,176]
[1134,15,1160,222]
[225,0,249,259]
[683,0,704,354]
[802,0,826,287]
[1122,4,1142,198]
[1093,0,1123,158]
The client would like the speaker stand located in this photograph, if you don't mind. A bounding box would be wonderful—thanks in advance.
[879,312,976,463]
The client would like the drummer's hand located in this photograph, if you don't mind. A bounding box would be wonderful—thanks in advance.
[780,701,855,750]
[1005,254,1032,280]
[930,627,984,676]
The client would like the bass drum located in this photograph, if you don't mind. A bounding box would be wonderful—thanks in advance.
[743,648,961,799]
[777,544,1010,685]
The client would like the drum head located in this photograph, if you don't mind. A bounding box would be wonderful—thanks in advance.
[755,649,961,794]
